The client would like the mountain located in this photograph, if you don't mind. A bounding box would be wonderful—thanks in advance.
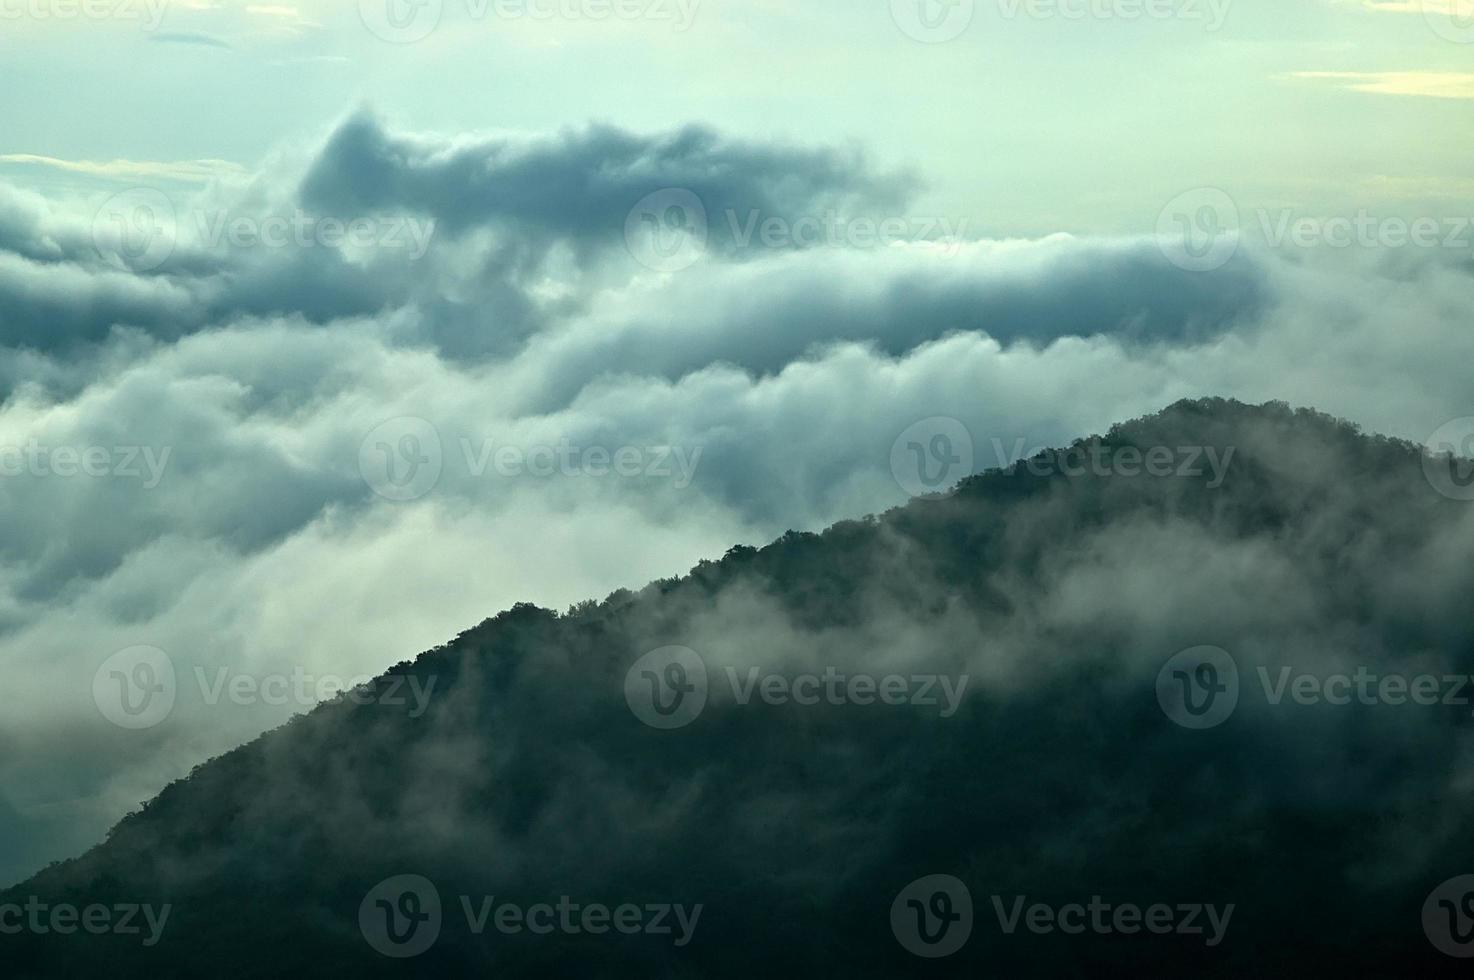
[6,398,1474,977]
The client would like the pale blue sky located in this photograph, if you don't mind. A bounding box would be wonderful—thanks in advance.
[2,0,1471,234]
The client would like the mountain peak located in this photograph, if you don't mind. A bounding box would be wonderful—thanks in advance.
[7,399,1471,976]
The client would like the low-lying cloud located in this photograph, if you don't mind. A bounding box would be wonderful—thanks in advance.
[0,111,1471,888]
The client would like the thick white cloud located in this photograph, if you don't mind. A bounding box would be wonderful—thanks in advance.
[0,114,1471,886]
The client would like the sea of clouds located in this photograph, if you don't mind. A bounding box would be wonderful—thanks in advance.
[0,110,1470,885]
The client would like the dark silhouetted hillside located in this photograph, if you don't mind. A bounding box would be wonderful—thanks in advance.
[7,398,1474,977]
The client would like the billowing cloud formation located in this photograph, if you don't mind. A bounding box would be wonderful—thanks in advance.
[0,112,1266,362]
[0,113,1471,889]
[300,113,912,245]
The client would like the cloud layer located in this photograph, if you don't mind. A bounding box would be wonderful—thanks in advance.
[0,112,1471,887]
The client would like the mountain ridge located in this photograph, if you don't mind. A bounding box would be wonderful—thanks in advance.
[6,396,1472,977]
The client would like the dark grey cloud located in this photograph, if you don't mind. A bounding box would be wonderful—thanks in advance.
[0,115,1268,367]
[299,111,913,247]
[515,240,1267,414]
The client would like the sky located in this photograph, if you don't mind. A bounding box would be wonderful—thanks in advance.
[0,0,1472,886]
[3,0,1473,231]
